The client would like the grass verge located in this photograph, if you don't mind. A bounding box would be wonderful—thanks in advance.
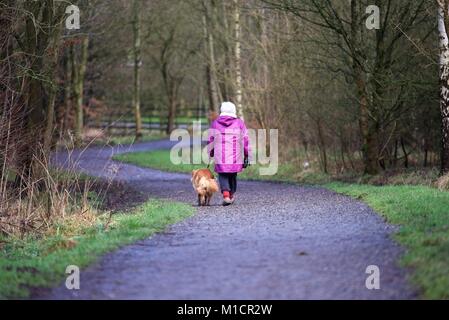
[114,148,449,299]
[112,149,327,183]
[326,183,449,299]
[0,200,194,299]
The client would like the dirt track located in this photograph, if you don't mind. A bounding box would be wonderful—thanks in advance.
[36,140,416,299]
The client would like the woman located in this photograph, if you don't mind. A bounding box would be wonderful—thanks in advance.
[208,102,250,206]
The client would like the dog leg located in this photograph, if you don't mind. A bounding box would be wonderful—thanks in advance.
[198,194,202,207]
[201,195,206,206]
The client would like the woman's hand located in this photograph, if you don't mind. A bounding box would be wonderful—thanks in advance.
[243,156,249,169]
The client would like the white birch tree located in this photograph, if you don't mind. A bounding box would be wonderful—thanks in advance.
[233,0,243,119]
[438,0,449,174]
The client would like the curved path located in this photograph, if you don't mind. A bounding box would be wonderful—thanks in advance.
[37,140,416,299]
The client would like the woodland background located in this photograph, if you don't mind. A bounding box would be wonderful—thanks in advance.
[4,0,449,300]
[1,0,448,235]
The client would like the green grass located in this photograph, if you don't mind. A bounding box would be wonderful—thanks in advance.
[326,183,449,299]
[113,149,328,183]
[113,148,449,299]
[0,200,194,299]
[114,149,205,173]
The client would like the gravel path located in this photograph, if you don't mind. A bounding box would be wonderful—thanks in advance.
[37,140,416,299]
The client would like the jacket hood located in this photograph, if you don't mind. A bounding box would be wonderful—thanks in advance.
[217,116,237,127]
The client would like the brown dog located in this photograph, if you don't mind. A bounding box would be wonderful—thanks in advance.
[191,169,219,206]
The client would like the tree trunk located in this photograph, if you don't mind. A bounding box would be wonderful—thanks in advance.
[221,1,233,100]
[317,118,328,174]
[439,2,449,175]
[20,0,53,181]
[401,137,409,169]
[61,46,72,138]
[24,71,46,177]
[233,0,243,119]
[43,82,57,155]
[166,93,176,135]
[393,139,399,167]
[132,0,143,140]
[351,0,378,175]
[43,25,62,155]
[339,134,348,171]
[354,62,379,174]
[260,8,270,126]
[202,5,220,115]
[423,138,429,167]
[72,36,89,146]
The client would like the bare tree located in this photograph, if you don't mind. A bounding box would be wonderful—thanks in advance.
[132,0,143,140]
[18,0,66,178]
[72,36,89,146]
[233,0,243,118]
[264,0,431,175]
[438,0,449,174]
[144,0,200,134]
[202,0,221,115]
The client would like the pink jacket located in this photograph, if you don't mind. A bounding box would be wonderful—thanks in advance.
[208,116,250,173]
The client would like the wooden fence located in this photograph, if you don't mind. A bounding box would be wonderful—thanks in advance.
[87,104,209,134]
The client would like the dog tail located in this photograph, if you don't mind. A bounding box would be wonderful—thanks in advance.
[198,177,208,190]
[208,179,219,193]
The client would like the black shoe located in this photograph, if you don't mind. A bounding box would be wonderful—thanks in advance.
[222,197,232,206]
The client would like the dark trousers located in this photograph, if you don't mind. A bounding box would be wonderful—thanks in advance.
[218,173,237,194]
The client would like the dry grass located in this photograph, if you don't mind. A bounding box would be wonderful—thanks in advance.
[0,123,114,239]
[436,173,449,191]
[0,154,98,238]
[0,114,152,240]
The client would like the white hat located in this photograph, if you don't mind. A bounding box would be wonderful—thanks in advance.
[220,102,237,118]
